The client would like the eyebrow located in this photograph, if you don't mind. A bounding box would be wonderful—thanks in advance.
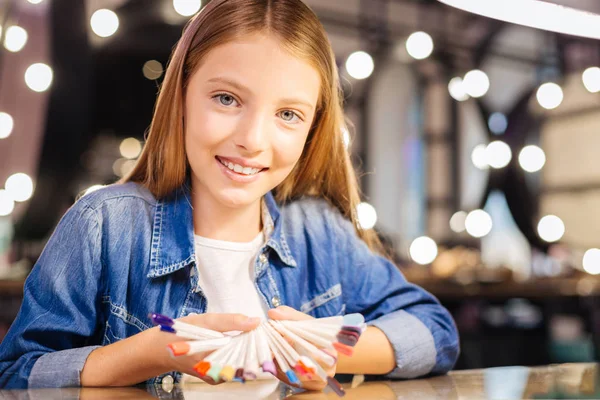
[206,76,315,110]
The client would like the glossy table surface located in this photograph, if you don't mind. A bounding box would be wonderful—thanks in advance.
[0,363,597,399]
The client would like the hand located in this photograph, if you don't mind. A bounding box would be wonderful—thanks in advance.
[156,313,260,385]
[268,306,338,391]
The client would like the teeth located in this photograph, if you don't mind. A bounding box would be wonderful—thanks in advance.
[219,158,261,176]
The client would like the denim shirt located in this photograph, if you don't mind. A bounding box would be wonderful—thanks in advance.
[0,182,459,389]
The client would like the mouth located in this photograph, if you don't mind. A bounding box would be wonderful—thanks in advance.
[215,156,268,176]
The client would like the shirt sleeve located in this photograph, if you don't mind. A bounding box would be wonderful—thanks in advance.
[0,199,104,388]
[328,205,460,378]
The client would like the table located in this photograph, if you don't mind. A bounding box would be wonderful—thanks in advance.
[0,363,596,399]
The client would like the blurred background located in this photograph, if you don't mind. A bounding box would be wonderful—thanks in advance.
[1,0,600,371]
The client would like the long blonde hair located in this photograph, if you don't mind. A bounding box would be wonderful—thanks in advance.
[122,0,384,254]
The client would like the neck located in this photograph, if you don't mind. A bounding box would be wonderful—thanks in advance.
[191,188,262,243]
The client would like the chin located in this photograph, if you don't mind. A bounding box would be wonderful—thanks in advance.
[215,188,262,208]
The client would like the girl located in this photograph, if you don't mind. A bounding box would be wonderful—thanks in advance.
[0,0,458,390]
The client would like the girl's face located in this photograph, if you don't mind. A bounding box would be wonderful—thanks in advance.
[184,33,321,209]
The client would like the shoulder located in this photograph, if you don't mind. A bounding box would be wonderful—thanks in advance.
[62,182,157,232]
[76,181,157,211]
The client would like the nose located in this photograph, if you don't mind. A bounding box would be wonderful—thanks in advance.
[234,110,269,155]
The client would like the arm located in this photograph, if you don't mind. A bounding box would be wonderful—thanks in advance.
[336,326,396,375]
[0,200,104,388]
[80,327,170,387]
[330,208,460,378]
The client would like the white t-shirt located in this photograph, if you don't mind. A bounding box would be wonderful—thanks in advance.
[181,232,274,384]
[193,232,268,319]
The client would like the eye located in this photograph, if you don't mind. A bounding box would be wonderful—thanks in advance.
[213,93,238,107]
[279,110,301,123]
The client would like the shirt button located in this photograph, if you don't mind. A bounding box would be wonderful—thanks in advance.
[259,253,268,264]
[161,374,174,392]
[271,296,281,307]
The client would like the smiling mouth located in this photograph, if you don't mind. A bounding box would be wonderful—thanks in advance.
[216,156,268,176]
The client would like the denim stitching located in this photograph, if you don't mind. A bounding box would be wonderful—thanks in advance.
[300,283,342,313]
[150,201,163,268]
[103,298,149,331]
[266,267,282,306]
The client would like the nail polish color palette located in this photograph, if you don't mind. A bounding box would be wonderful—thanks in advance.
[150,313,367,396]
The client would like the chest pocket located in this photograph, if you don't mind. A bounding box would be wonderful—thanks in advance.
[300,283,345,317]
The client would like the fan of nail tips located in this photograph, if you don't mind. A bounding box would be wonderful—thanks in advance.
[150,313,367,396]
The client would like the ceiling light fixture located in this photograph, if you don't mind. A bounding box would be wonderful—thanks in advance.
[436,0,600,40]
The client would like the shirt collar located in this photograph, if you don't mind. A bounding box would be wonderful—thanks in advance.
[147,186,297,278]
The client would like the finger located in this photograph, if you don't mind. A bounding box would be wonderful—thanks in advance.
[268,306,313,321]
[184,313,261,332]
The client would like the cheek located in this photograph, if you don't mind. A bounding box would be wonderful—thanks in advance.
[185,112,236,151]
[275,131,309,167]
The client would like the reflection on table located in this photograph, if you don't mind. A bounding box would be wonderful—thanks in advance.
[0,363,596,399]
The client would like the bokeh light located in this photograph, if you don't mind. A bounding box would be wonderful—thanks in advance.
[450,211,467,233]
[448,77,469,101]
[519,145,546,173]
[25,63,53,92]
[406,31,434,60]
[0,112,14,139]
[173,0,202,16]
[537,215,565,243]
[463,69,490,98]
[409,236,438,265]
[356,202,377,230]
[485,141,512,169]
[5,173,34,202]
[536,82,563,110]
[90,9,119,38]
[465,209,493,238]
[346,51,374,80]
[4,26,28,52]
